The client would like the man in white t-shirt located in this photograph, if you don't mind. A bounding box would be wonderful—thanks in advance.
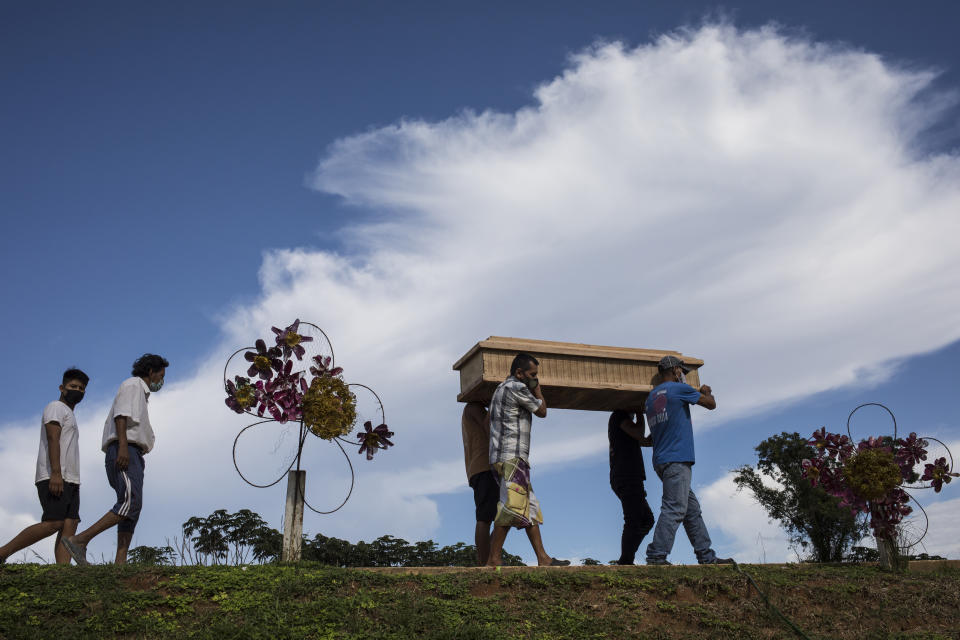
[0,368,89,565]
[62,353,167,565]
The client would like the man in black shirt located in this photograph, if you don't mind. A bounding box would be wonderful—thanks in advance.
[608,409,655,565]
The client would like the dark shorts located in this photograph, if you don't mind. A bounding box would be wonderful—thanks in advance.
[36,480,81,522]
[469,470,498,523]
[104,442,146,534]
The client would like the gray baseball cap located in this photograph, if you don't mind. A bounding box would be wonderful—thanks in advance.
[658,355,691,373]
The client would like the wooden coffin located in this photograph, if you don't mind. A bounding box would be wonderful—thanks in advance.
[453,337,703,412]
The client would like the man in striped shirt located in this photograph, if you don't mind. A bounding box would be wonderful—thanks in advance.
[485,353,569,567]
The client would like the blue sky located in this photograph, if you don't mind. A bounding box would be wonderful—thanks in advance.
[2,2,959,565]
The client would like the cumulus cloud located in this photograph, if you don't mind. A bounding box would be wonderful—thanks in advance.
[699,472,795,563]
[3,23,960,561]
[916,497,960,558]
[312,25,960,424]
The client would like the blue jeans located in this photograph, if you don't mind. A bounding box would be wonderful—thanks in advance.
[645,462,717,563]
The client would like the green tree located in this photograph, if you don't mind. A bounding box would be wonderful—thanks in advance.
[371,535,413,566]
[182,511,229,565]
[182,509,279,565]
[733,431,870,562]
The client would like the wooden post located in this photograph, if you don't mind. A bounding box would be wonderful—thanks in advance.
[876,534,906,572]
[282,470,306,562]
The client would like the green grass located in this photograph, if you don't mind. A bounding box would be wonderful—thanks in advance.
[1,563,959,639]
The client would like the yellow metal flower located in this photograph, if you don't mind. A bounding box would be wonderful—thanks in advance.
[302,375,357,440]
[843,447,902,502]
[235,382,257,409]
[253,354,272,373]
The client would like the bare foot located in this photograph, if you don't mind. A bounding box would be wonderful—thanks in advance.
[538,557,570,567]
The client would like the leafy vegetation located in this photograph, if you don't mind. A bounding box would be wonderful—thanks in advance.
[130,509,525,567]
[1,562,958,639]
[733,432,870,561]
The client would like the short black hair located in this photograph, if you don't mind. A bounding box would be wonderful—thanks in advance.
[62,367,89,387]
[132,354,170,378]
[510,353,539,377]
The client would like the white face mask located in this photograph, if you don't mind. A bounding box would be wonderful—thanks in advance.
[676,369,686,385]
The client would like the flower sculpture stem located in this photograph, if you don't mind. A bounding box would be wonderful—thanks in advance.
[283,458,307,563]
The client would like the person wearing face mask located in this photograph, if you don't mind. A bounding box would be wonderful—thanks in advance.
[0,368,89,565]
[643,355,732,565]
[485,353,569,567]
[62,353,168,565]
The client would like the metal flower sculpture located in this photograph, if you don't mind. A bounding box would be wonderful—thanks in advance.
[802,403,957,570]
[223,320,394,541]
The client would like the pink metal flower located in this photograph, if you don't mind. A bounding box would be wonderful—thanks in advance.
[244,339,282,381]
[922,457,959,493]
[357,421,395,460]
[272,319,314,360]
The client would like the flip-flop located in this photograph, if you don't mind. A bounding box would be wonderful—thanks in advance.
[60,537,89,566]
[549,558,570,566]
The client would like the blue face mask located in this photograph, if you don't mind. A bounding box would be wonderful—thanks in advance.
[149,379,164,392]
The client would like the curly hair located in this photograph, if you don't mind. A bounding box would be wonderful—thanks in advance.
[131,353,170,378]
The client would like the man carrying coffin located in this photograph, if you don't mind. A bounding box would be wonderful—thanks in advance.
[461,400,496,565]
[485,353,569,567]
[608,409,656,565]
[644,355,732,565]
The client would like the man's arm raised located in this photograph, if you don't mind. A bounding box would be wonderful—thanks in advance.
[696,385,717,410]
[532,383,547,418]
[618,414,653,446]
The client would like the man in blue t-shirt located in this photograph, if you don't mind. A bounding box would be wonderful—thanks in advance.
[643,355,732,565]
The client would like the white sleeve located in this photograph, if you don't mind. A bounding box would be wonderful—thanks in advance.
[42,402,69,428]
[111,383,143,426]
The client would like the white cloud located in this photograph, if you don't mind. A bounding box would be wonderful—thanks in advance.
[699,472,795,563]
[915,496,960,558]
[311,24,960,426]
[3,23,960,561]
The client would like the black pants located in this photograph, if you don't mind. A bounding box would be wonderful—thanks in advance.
[613,484,655,565]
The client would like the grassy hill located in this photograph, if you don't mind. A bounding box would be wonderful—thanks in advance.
[1,562,958,639]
